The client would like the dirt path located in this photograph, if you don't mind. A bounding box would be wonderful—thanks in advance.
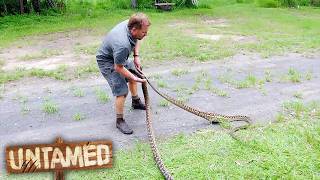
[1,51,319,173]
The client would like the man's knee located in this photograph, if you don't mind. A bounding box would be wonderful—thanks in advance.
[116,94,128,99]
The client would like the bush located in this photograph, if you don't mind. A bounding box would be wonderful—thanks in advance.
[0,0,66,16]
[256,0,319,7]
[256,0,279,7]
[279,0,298,7]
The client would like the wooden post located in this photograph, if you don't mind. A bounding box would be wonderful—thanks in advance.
[131,0,137,8]
[54,137,64,180]
[19,0,24,14]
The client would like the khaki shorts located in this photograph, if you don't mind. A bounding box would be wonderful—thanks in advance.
[100,59,137,97]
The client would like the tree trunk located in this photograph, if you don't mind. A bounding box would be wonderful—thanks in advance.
[131,0,137,8]
[19,0,24,14]
[3,0,7,15]
[32,0,40,13]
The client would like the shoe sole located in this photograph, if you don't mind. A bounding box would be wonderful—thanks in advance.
[116,125,133,135]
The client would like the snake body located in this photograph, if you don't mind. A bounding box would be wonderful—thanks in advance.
[136,69,252,180]
[142,81,174,180]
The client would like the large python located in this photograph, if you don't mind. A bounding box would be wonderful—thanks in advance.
[135,69,252,180]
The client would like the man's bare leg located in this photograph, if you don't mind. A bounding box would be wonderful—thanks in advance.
[128,79,138,97]
[129,80,146,110]
[115,95,133,134]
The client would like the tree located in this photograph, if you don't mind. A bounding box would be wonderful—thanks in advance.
[19,0,24,13]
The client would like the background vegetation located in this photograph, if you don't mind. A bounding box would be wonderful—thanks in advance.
[1,0,320,17]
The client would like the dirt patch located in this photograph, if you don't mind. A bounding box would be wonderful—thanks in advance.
[0,29,101,71]
[193,33,257,43]
[201,17,229,27]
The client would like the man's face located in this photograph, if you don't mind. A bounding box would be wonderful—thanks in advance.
[131,23,149,40]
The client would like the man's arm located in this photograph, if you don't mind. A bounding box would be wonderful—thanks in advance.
[133,41,141,70]
[114,64,146,83]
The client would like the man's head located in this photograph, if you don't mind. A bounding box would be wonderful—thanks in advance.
[128,13,151,40]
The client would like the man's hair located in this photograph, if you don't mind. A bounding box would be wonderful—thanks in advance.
[128,13,151,30]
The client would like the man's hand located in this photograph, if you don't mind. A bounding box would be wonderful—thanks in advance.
[134,56,141,70]
[134,76,146,83]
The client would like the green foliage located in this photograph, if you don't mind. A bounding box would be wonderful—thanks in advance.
[0,0,67,16]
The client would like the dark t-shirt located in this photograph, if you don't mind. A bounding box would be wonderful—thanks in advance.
[96,20,137,74]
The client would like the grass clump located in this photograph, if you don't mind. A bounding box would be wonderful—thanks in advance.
[305,71,313,80]
[75,61,99,78]
[158,99,170,107]
[218,72,265,89]
[72,87,85,97]
[157,79,168,88]
[288,67,302,83]
[73,113,85,121]
[42,99,58,114]
[94,87,110,103]
[171,69,189,77]
[195,70,228,97]
[281,67,302,83]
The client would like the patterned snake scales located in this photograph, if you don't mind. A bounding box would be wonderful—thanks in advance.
[134,69,252,180]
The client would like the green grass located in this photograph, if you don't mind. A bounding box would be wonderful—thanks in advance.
[13,95,31,114]
[195,70,229,97]
[264,70,272,82]
[158,99,170,107]
[74,60,100,78]
[281,67,302,83]
[0,4,319,84]
[74,43,100,55]
[218,72,265,89]
[305,70,313,80]
[94,87,110,103]
[72,87,85,97]
[42,99,58,114]
[171,69,189,77]
[0,61,99,84]
[73,113,85,121]
[156,79,168,88]
[0,58,5,69]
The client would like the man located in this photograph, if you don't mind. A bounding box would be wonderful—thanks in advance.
[96,13,150,135]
